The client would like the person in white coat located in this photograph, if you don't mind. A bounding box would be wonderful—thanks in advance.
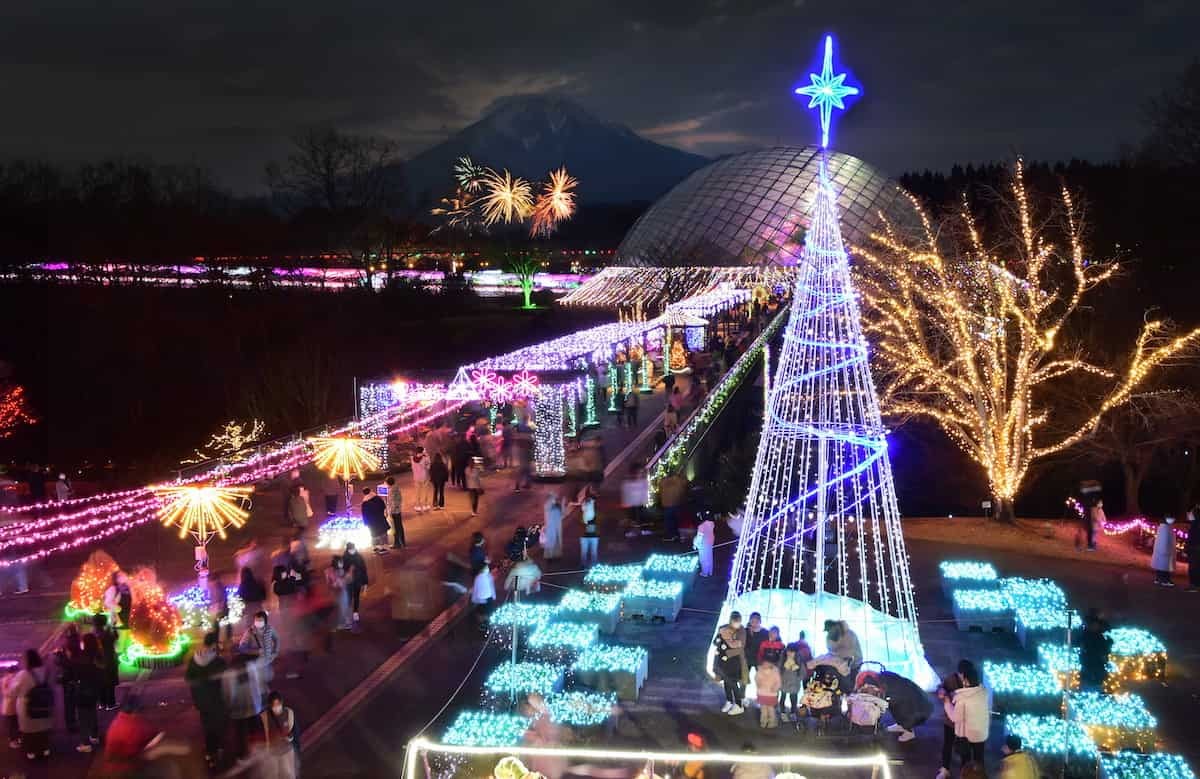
[1152,516,1178,586]
[541,495,563,561]
[941,664,989,774]
[695,516,715,577]
[410,448,431,512]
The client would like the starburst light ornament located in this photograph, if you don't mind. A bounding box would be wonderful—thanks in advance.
[154,485,252,545]
[309,436,381,482]
[795,35,860,148]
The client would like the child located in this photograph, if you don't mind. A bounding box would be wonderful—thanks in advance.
[779,647,803,723]
[471,562,496,618]
[754,660,781,729]
[757,626,785,666]
[790,631,814,681]
[1,664,18,748]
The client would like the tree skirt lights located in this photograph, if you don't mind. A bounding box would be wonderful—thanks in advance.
[483,662,565,700]
[556,589,621,634]
[1100,752,1195,779]
[939,560,999,597]
[621,579,684,622]
[543,690,618,727]
[67,550,122,619]
[316,515,372,550]
[583,564,643,592]
[526,622,599,662]
[1068,691,1157,752]
[982,661,1062,715]
[951,588,1014,632]
[572,644,649,701]
[1105,627,1167,684]
[168,584,244,632]
[442,710,531,747]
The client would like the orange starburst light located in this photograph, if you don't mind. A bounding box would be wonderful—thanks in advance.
[309,436,381,481]
[154,485,252,545]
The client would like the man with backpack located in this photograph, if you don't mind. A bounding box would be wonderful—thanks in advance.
[13,649,54,760]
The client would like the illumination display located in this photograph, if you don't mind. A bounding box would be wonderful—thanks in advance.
[939,560,999,584]
[1004,714,1098,759]
[794,35,860,148]
[68,550,123,615]
[558,589,622,615]
[646,311,785,504]
[532,384,566,477]
[310,436,382,482]
[489,603,559,630]
[642,554,699,576]
[1069,691,1156,751]
[543,691,617,727]
[1099,753,1196,779]
[441,710,531,748]
[120,632,190,669]
[622,579,683,600]
[169,584,245,631]
[153,485,252,545]
[583,375,599,427]
[722,118,928,682]
[583,564,644,591]
[315,515,373,550]
[527,622,599,657]
[1105,627,1167,683]
[951,589,1009,612]
[483,661,565,698]
[607,362,619,412]
[639,352,653,392]
[0,382,37,439]
[469,320,662,373]
[572,644,649,675]
[984,662,1060,700]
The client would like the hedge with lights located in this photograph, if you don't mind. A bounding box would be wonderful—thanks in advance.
[1105,627,1167,685]
[939,560,999,597]
[441,709,531,747]
[67,550,123,621]
[621,579,684,622]
[1068,691,1157,752]
[951,588,1014,632]
[544,690,618,728]
[1036,643,1118,693]
[641,554,698,590]
[556,589,621,634]
[482,661,566,703]
[168,584,244,633]
[572,644,649,701]
[489,602,558,632]
[583,564,644,592]
[982,661,1061,715]
[526,621,599,662]
[1099,752,1195,779]
[1004,713,1098,777]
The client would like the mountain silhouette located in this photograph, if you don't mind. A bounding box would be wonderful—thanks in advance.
[405,94,709,205]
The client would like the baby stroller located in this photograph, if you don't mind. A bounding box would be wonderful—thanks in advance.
[795,664,844,735]
[845,662,889,738]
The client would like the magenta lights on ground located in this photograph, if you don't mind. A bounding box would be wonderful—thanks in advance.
[794,35,861,148]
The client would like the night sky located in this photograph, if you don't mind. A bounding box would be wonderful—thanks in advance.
[2,0,1196,192]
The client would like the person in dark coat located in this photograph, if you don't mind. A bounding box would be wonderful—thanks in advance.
[73,633,105,753]
[452,436,471,490]
[878,670,933,740]
[1077,611,1113,691]
[360,487,389,555]
[429,454,449,510]
[1187,506,1200,592]
[743,612,768,675]
[185,632,228,768]
[343,543,369,628]
[91,613,120,711]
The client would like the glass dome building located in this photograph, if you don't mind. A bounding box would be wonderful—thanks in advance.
[616,146,919,268]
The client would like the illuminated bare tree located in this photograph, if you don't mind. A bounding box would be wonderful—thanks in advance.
[855,160,1200,522]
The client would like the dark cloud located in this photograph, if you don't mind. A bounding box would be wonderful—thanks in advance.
[0,0,1194,191]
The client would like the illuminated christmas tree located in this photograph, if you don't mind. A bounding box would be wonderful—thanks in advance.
[668,340,688,372]
[720,35,933,687]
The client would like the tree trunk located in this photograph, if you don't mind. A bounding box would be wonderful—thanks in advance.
[1122,461,1143,516]
[995,496,1016,523]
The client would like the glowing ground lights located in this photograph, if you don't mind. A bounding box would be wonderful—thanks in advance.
[1068,691,1157,751]
[441,710,530,747]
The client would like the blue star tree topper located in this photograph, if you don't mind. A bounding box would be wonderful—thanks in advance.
[795,35,861,148]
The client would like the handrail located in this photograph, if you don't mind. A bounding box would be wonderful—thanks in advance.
[645,307,788,504]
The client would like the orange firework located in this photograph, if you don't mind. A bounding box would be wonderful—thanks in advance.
[530,166,578,237]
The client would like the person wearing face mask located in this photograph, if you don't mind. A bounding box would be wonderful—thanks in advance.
[713,611,747,715]
[343,543,369,628]
[237,611,280,680]
[261,690,298,779]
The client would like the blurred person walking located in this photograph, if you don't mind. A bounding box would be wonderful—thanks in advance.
[429,454,449,510]
[542,494,564,562]
[91,614,120,711]
[344,542,369,628]
[261,691,299,779]
[577,485,600,566]
[411,447,431,512]
[361,487,390,556]
[385,475,406,548]
[12,649,53,760]
[72,633,104,753]
[287,484,313,531]
[185,631,228,768]
[325,555,353,631]
[1152,516,1178,586]
[465,458,485,517]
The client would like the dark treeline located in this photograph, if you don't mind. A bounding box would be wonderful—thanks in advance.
[0,282,607,482]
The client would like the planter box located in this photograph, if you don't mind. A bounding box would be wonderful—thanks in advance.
[621,580,684,622]
[557,607,620,635]
[950,589,1013,632]
[641,554,698,592]
[571,645,649,702]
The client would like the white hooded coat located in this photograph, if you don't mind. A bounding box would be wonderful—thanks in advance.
[1152,521,1177,571]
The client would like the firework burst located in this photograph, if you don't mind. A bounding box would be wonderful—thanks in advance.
[480,168,534,227]
[455,156,487,193]
[154,485,252,545]
[431,189,479,233]
[529,167,578,237]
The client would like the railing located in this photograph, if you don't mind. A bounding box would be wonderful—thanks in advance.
[644,307,788,504]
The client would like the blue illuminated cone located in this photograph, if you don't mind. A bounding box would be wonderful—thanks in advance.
[721,157,932,685]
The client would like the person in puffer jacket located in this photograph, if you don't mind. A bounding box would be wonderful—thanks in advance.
[942,664,989,774]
